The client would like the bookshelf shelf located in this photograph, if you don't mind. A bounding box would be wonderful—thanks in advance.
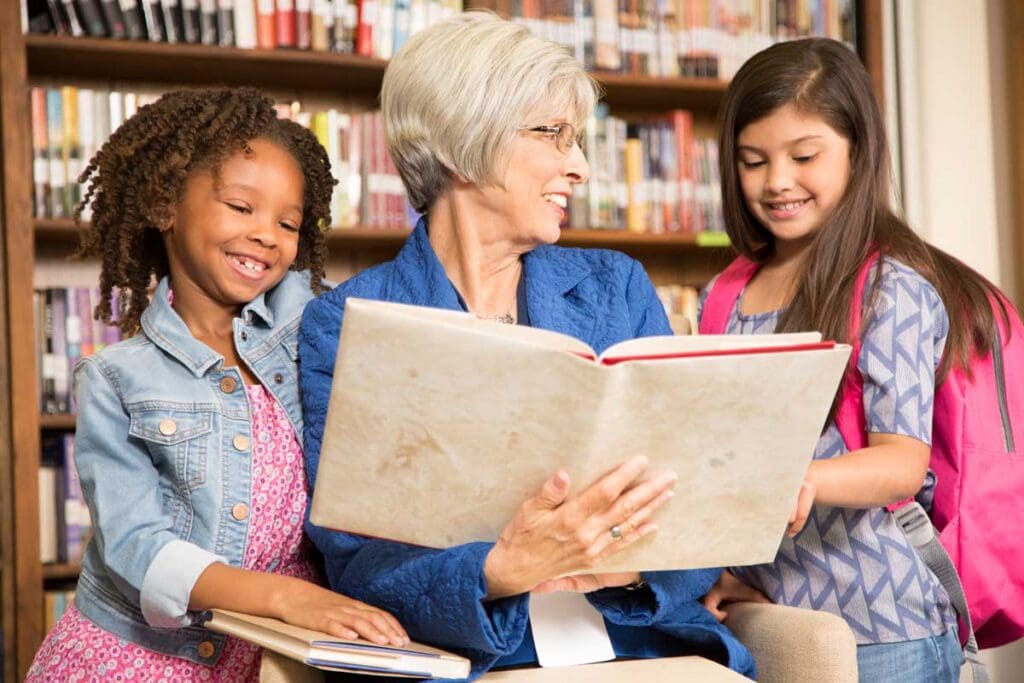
[25,34,728,110]
[42,563,81,582]
[35,218,730,252]
[39,414,76,430]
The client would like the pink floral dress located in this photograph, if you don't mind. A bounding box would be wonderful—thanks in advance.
[28,384,320,682]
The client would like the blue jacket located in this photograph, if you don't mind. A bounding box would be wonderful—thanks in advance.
[72,271,314,665]
[299,220,755,680]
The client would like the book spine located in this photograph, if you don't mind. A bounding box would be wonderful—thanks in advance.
[181,0,202,41]
[119,0,147,38]
[275,0,296,46]
[217,0,235,44]
[76,0,109,36]
[31,88,50,218]
[61,86,80,217]
[140,0,166,40]
[255,0,276,46]
[295,0,311,48]
[355,0,376,57]
[199,0,219,43]
[233,0,256,47]
[62,434,90,563]
[310,0,331,51]
[100,0,128,36]
[161,0,183,42]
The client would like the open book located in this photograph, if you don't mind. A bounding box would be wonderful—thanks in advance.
[204,609,470,679]
[311,298,851,573]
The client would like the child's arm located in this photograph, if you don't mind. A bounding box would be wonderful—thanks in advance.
[794,262,944,516]
[188,563,407,645]
[73,357,408,646]
[806,433,931,509]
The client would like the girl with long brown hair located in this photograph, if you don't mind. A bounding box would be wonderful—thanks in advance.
[697,38,1010,682]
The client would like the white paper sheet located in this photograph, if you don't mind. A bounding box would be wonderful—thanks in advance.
[528,592,615,668]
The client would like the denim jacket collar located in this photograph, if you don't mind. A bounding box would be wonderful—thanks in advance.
[388,217,596,340]
[141,273,305,378]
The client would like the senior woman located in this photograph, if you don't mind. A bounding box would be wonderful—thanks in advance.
[300,11,754,680]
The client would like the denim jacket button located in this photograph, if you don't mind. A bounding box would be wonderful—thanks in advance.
[233,435,250,452]
[197,640,216,659]
[219,376,238,394]
[273,373,284,384]
[240,331,248,342]
[231,503,249,521]
[158,419,177,436]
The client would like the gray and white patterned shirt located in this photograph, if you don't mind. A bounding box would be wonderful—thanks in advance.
[699,258,957,644]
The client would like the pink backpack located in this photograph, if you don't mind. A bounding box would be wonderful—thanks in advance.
[701,254,1024,663]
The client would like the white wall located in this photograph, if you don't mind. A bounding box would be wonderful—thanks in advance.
[895,0,1005,284]
[894,1,1024,679]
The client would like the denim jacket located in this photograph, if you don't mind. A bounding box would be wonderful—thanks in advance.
[72,271,315,665]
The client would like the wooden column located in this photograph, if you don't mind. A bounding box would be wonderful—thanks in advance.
[1008,0,1024,308]
[0,2,44,678]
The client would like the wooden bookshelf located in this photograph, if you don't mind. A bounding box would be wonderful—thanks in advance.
[0,4,886,679]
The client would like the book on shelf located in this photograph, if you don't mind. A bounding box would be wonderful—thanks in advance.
[34,286,124,414]
[38,431,91,565]
[311,298,851,574]
[204,609,471,679]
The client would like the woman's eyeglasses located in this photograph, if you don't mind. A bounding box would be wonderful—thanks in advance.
[521,123,581,155]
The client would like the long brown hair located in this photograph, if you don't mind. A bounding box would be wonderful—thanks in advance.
[717,38,1008,381]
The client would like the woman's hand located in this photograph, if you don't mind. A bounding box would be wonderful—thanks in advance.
[701,570,770,622]
[271,576,410,646]
[482,456,676,599]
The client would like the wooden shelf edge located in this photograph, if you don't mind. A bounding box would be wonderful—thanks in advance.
[42,563,81,581]
[38,413,76,430]
[36,218,729,252]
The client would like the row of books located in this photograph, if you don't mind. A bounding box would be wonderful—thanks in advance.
[473,0,856,79]
[567,105,724,234]
[39,433,91,565]
[30,86,156,221]
[33,85,725,236]
[35,287,124,415]
[24,0,463,59]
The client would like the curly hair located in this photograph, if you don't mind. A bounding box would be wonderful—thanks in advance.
[76,87,336,335]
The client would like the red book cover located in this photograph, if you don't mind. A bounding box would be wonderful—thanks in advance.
[356,0,376,56]
[275,0,296,46]
[295,0,311,49]
[670,108,693,234]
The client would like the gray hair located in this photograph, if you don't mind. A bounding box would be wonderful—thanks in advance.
[381,11,598,213]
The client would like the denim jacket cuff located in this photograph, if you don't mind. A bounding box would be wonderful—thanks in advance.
[140,540,225,628]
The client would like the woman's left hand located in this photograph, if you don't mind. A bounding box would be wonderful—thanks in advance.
[531,572,641,594]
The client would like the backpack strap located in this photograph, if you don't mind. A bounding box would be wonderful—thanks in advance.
[894,503,989,683]
[835,254,989,682]
[698,256,760,335]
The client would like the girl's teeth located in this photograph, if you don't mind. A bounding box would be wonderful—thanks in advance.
[544,194,567,208]
[233,256,265,272]
[771,200,806,211]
